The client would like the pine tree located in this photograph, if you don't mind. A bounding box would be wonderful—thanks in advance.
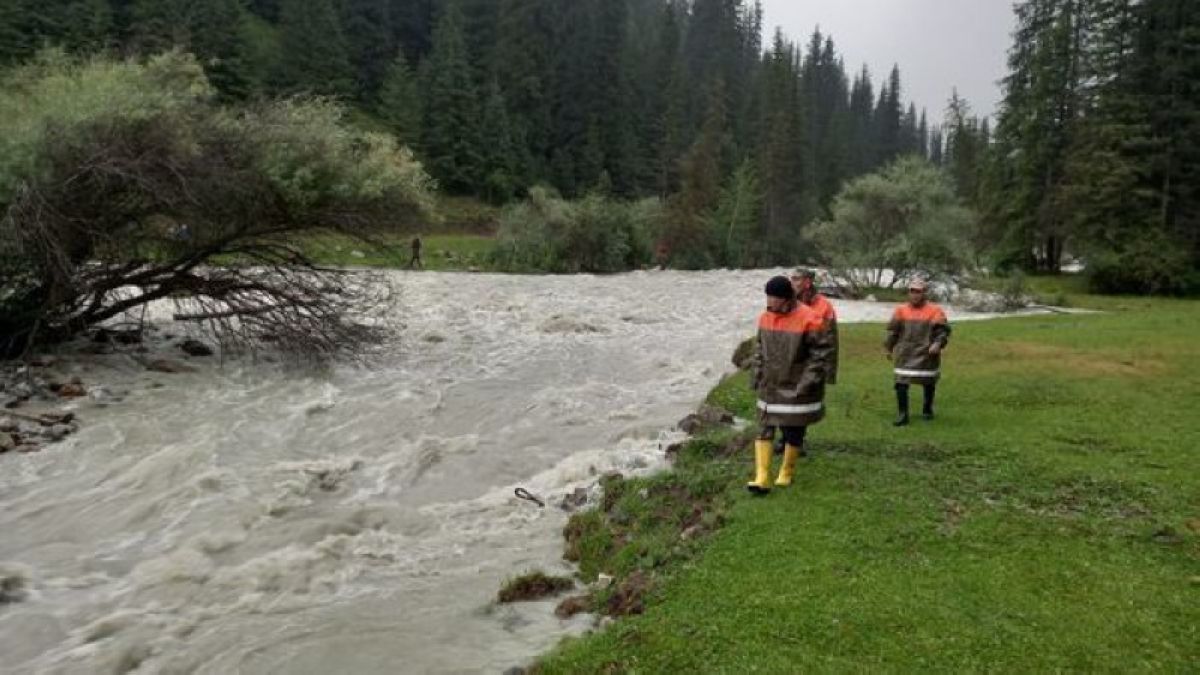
[493,0,554,186]
[420,2,482,194]
[125,0,255,97]
[944,89,982,203]
[341,0,397,101]
[900,103,919,155]
[667,80,731,267]
[479,79,519,202]
[277,0,354,97]
[874,64,904,165]
[376,48,422,146]
[918,109,930,159]
[709,159,763,266]
[1056,0,1200,282]
[0,0,112,63]
[990,0,1090,271]
[756,31,811,257]
[848,65,877,175]
[929,126,944,165]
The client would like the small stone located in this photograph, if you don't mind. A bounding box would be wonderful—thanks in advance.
[594,573,614,590]
[43,424,73,442]
[58,383,86,398]
[677,414,703,435]
[39,411,74,425]
[179,340,214,357]
[554,594,592,619]
[88,386,120,404]
[559,487,589,511]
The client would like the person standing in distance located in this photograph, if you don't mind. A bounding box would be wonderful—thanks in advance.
[884,279,951,426]
[748,276,833,494]
[409,235,423,269]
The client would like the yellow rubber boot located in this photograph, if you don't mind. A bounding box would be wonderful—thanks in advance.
[747,440,773,495]
[775,445,800,487]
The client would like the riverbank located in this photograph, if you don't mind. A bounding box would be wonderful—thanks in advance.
[534,294,1200,672]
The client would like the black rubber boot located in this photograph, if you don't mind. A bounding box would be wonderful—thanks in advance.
[894,384,910,427]
[922,384,936,420]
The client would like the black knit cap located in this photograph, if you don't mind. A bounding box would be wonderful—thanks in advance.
[764,275,795,300]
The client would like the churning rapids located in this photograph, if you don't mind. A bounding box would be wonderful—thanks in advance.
[1,270,1014,674]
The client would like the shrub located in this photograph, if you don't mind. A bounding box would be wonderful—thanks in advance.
[489,187,661,273]
[1087,230,1199,296]
[811,156,976,295]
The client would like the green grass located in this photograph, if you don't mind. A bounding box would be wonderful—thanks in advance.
[537,297,1200,673]
[966,273,1100,309]
[300,232,496,271]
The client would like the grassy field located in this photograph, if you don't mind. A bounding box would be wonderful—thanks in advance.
[537,296,1200,673]
[301,232,496,271]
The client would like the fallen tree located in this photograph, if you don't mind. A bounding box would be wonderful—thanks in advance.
[0,50,435,361]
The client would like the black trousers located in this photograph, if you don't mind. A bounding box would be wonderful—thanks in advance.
[761,425,808,447]
[895,383,936,412]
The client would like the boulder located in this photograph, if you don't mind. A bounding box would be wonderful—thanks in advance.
[731,336,755,370]
[42,424,74,442]
[677,404,735,434]
[554,594,592,619]
[58,383,87,398]
[179,339,214,357]
[559,487,589,512]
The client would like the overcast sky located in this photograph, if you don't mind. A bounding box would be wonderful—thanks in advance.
[759,0,1015,121]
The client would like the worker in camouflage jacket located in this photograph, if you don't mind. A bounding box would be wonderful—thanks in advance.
[772,269,840,458]
[884,278,951,426]
[747,276,833,494]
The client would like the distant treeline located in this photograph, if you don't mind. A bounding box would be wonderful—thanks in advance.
[1,0,1197,287]
[0,0,957,263]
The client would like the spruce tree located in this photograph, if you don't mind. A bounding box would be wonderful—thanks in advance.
[277,0,354,97]
[848,66,877,175]
[874,65,904,165]
[918,109,930,159]
[0,0,112,63]
[420,2,482,194]
[493,0,555,185]
[479,80,519,202]
[376,48,422,146]
[341,0,397,101]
